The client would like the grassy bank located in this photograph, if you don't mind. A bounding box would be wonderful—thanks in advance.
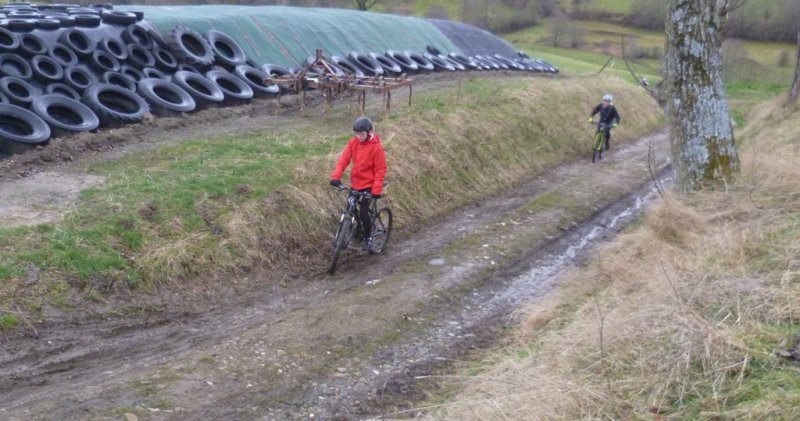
[0,74,662,330]
[426,97,800,418]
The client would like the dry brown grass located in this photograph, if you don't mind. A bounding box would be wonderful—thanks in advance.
[428,100,800,419]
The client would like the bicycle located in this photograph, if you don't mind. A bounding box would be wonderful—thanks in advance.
[591,121,611,163]
[329,183,393,274]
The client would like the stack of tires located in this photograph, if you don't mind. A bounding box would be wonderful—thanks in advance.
[0,3,278,155]
[261,46,559,79]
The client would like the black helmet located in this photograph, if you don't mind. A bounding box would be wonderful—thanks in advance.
[353,116,373,132]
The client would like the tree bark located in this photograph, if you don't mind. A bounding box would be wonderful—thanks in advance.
[788,31,800,104]
[663,0,740,193]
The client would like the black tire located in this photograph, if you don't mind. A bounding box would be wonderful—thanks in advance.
[152,46,178,72]
[385,50,418,73]
[494,54,524,70]
[89,49,120,73]
[176,63,200,74]
[203,29,246,69]
[330,55,364,77]
[18,33,46,57]
[136,77,195,116]
[439,54,465,71]
[369,52,401,75]
[426,45,442,56]
[126,43,155,69]
[119,64,145,83]
[0,104,51,151]
[370,207,392,254]
[100,9,135,26]
[474,54,503,70]
[31,55,64,84]
[45,83,80,101]
[329,215,353,275]
[48,43,78,68]
[32,94,99,136]
[81,82,148,127]
[448,52,478,70]
[205,69,253,104]
[0,53,32,79]
[0,76,38,107]
[261,63,292,77]
[63,65,98,92]
[101,71,136,92]
[142,66,169,81]
[58,28,93,56]
[49,14,76,28]
[122,24,153,49]
[171,70,223,108]
[233,64,279,97]
[423,52,455,71]
[66,7,100,16]
[97,36,127,61]
[5,19,35,32]
[149,27,168,49]
[34,18,60,30]
[405,51,434,72]
[348,52,383,76]
[72,14,101,28]
[0,27,19,52]
[168,25,214,69]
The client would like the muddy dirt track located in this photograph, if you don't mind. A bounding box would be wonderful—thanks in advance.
[0,74,671,420]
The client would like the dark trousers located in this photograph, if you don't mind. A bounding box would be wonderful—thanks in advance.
[354,188,373,239]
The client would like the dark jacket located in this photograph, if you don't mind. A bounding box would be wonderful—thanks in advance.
[590,103,621,126]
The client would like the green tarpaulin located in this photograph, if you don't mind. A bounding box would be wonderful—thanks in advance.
[119,5,462,68]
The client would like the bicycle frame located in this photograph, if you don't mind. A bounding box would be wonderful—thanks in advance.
[593,123,609,151]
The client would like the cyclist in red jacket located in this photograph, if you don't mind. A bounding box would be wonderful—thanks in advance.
[329,116,387,252]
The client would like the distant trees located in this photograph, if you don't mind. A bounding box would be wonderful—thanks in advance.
[461,0,554,33]
[631,0,800,43]
[352,0,377,11]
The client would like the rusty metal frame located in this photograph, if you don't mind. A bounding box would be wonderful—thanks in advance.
[264,49,413,116]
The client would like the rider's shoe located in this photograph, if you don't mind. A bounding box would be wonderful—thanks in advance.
[363,237,374,253]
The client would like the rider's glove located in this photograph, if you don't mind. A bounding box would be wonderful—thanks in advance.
[587,117,593,123]
[612,123,618,128]
[329,179,341,187]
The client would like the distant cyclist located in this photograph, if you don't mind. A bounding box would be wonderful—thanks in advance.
[329,116,387,252]
[588,94,621,151]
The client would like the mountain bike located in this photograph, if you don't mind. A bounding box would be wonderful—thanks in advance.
[329,183,393,274]
[592,122,611,163]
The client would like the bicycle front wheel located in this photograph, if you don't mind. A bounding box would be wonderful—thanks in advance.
[370,207,393,254]
[330,215,353,274]
[592,132,605,163]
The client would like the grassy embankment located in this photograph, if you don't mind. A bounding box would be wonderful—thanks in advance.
[423,15,800,421]
[0,74,662,332]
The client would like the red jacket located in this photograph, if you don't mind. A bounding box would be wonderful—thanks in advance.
[331,133,387,196]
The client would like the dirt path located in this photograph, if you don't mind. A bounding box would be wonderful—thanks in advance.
[0,113,671,420]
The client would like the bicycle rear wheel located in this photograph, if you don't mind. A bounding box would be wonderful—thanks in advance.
[592,132,604,163]
[370,207,393,254]
[329,215,353,274]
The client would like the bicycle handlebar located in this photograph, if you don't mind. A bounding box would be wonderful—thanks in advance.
[331,181,391,198]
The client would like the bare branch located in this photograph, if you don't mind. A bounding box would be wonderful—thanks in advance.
[621,34,657,99]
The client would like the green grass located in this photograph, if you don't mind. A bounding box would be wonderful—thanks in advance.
[0,132,335,294]
[0,313,19,330]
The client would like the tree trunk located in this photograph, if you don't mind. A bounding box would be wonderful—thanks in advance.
[788,32,800,104]
[663,0,740,193]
